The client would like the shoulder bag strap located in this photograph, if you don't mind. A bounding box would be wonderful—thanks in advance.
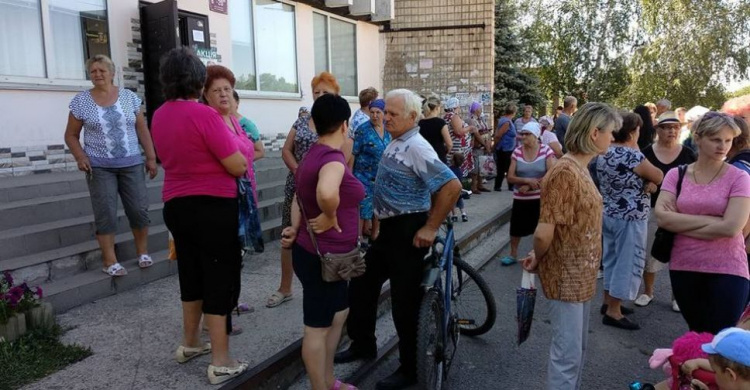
[675,164,688,199]
[294,159,324,258]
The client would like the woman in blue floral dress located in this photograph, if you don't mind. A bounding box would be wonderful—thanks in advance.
[268,72,346,308]
[594,112,664,330]
[352,99,391,241]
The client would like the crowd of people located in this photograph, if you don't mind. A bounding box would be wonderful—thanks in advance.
[62,46,750,390]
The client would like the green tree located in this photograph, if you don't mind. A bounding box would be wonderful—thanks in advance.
[617,1,750,109]
[494,0,546,111]
[520,0,638,105]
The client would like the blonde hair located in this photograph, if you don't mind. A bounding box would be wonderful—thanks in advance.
[564,102,622,155]
[86,54,116,76]
[422,96,441,116]
[692,111,741,140]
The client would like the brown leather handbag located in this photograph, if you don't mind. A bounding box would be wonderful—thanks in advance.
[296,196,366,282]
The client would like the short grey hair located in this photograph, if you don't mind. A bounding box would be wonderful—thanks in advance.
[86,54,116,75]
[386,89,423,119]
[657,99,672,109]
[563,96,577,109]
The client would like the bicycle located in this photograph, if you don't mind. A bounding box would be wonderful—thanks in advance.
[416,218,497,389]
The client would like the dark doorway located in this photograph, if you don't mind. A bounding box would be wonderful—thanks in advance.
[140,0,179,125]
[140,1,211,125]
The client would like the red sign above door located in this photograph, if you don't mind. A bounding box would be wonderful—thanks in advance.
[209,0,227,14]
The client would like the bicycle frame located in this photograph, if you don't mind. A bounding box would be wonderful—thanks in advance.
[426,220,456,352]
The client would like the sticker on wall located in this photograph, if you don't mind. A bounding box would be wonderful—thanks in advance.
[192,30,205,43]
[419,59,433,70]
[209,0,228,14]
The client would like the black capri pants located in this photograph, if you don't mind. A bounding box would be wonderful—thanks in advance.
[164,196,242,320]
[670,270,749,334]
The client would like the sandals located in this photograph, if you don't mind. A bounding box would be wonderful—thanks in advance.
[207,360,249,385]
[175,342,212,364]
[500,256,517,266]
[138,254,154,269]
[331,379,358,390]
[102,263,128,276]
[266,291,293,308]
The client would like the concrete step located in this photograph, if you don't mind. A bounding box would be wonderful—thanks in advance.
[0,156,284,205]
[227,206,512,390]
[0,202,165,260]
[256,179,287,202]
[1,224,171,287]
[9,216,283,313]
[257,196,285,223]
[255,165,289,184]
[0,182,164,231]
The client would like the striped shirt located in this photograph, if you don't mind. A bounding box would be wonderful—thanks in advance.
[511,144,554,199]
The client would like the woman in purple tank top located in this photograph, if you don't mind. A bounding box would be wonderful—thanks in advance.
[280,94,365,390]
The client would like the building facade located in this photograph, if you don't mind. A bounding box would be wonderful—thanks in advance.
[382,0,495,120]
[0,0,389,176]
[0,0,495,178]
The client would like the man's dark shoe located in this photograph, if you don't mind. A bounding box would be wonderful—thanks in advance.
[376,369,417,390]
[333,347,376,364]
[600,304,634,315]
[602,314,640,330]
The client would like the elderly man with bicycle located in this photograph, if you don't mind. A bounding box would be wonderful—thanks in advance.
[335,89,462,390]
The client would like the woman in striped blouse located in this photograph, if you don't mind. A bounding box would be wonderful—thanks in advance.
[500,122,556,266]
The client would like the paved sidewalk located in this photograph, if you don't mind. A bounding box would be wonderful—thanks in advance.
[22,189,513,390]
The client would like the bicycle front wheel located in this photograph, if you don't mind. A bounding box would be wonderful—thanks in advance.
[417,288,445,390]
[452,256,497,336]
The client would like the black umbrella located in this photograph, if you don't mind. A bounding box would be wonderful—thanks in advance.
[516,270,537,345]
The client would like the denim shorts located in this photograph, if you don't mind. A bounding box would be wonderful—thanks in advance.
[87,164,150,235]
[602,215,648,301]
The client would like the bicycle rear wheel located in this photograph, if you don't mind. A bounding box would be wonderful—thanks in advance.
[451,255,497,336]
[416,288,445,390]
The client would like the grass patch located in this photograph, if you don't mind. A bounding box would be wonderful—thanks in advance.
[0,325,92,390]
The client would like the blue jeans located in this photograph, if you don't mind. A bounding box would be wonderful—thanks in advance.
[601,215,647,300]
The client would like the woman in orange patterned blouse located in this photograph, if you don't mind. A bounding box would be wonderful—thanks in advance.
[523,102,621,390]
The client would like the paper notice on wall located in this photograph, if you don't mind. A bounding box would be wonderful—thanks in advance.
[193,30,205,43]
[419,59,433,69]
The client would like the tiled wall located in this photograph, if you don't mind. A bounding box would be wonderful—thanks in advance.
[383,0,495,119]
[0,133,287,177]
[0,145,78,177]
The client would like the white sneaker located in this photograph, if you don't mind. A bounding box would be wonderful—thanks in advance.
[672,300,681,312]
[634,294,654,307]
[208,361,249,385]
[175,343,211,364]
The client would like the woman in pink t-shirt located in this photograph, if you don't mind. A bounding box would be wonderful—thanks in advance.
[655,111,750,334]
[202,65,262,198]
[151,48,250,385]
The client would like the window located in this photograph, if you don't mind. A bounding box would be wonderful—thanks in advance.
[313,13,357,97]
[230,0,298,94]
[0,0,110,81]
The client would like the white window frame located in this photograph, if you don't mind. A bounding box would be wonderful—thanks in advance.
[312,10,358,99]
[0,0,113,92]
[234,0,301,100]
